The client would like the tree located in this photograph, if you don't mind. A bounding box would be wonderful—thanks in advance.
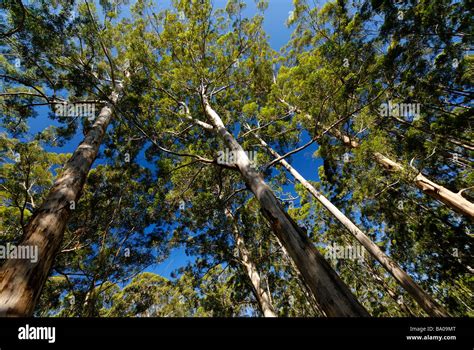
[134,0,368,316]
[0,0,138,316]
[268,0,472,315]
[251,132,448,316]
[0,135,69,242]
[0,0,471,318]
[105,272,210,317]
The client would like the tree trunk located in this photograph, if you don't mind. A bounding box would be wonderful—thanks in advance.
[224,208,277,317]
[82,288,95,317]
[331,128,474,221]
[0,83,125,317]
[202,95,369,317]
[255,134,449,317]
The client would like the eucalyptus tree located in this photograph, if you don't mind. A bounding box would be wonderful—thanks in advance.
[104,272,212,317]
[357,0,474,219]
[148,133,281,317]
[39,160,168,317]
[0,0,146,316]
[163,163,278,316]
[274,0,473,219]
[1,132,168,316]
[250,132,448,316]
[355,0,473,313]
[133,0,368,316]
[266,0,472,315]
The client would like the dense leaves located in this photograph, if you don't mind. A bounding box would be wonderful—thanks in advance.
[0,0,472,317]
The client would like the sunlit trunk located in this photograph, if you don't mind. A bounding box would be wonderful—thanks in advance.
[332,128,474,221]
[224,208,277,317]
[203,95,369,317]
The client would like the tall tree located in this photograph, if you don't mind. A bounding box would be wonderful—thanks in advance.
[0,1,140,316]
[270,0,472,315]
[251,132,448,316]
[138,0,369,316]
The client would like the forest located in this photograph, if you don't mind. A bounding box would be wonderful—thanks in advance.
[0,0,472,318]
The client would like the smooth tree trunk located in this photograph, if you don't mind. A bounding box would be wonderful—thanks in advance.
[0,82,125,317]
[255,134,449,317]
[224,208,277,317]
[82,289,95,317]
[330,128,474,221]
[202,95,369,317]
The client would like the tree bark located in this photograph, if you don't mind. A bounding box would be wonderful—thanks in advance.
[202,95,369,317]
[0,82,125,317]
[255,134,449,317]
[224,208,277,317]
[331,128,474,221]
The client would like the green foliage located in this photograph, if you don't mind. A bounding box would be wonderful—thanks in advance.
[1,0,472,317]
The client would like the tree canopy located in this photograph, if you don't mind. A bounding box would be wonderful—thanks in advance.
[0,0,472,317]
